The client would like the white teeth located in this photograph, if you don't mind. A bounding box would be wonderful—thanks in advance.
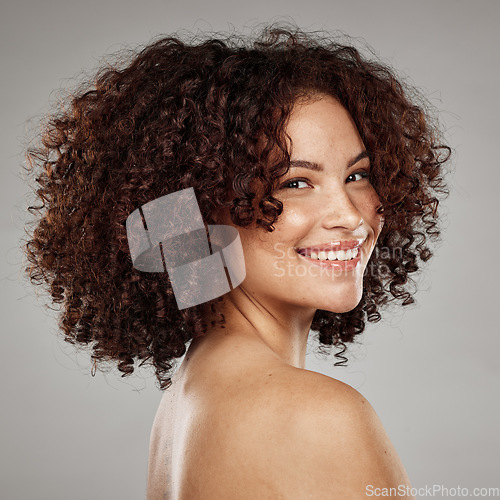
[303,247,360,261]
[336,250,346,260]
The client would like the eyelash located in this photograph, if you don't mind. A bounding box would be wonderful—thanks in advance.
[346,171,370,183]
[280,171,370,189]
[280,178,310,189]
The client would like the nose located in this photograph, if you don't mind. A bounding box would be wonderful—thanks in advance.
[319,186,364,231]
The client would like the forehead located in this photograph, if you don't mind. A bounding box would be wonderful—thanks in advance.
[285,94,364,157]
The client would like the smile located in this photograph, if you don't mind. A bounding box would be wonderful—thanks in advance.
[296,239,364,257]
[294,239,364,270]
[305,247,359,261]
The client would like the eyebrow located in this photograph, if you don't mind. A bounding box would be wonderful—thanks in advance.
[289,150,370,171]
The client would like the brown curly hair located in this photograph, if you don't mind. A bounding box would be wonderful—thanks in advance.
[23,25,451,389]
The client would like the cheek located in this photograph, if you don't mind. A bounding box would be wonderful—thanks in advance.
[358,189,384,236]
[273,202,312,236]
[240,204,312,265]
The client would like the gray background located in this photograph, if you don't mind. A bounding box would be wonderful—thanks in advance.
[1,0,499,498]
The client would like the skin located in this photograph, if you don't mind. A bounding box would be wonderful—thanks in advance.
[146,93,414,499]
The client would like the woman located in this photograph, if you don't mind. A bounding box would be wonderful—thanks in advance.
[23,25,450,498]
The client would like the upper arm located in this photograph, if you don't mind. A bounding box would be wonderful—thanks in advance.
[231,372,414,499]
[294,379,413,498]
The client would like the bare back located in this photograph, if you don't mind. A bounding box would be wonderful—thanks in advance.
[147,380,178,500]
[146,334,413,499]
[146,337,297,499]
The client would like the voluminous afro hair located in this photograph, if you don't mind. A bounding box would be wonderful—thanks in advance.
[23,25,451,389]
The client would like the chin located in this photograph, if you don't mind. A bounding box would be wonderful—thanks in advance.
[320,302,360,314]
[319,290,363,314]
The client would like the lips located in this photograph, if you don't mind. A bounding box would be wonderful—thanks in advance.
[296,239,365,258]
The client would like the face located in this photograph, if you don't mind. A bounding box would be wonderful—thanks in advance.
[227,94,384,316]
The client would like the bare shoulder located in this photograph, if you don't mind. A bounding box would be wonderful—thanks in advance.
[226,366,414,499]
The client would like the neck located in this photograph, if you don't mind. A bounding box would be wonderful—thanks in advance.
[199,286,316,369]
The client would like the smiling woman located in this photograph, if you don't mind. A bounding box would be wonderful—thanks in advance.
[22,24,451,499]
[274,95,383,311]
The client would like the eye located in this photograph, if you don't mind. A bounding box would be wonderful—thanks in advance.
[280,178,311,189]
[346,171,370,183]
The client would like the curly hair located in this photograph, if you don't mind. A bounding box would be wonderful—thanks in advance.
[23,25,451,389]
